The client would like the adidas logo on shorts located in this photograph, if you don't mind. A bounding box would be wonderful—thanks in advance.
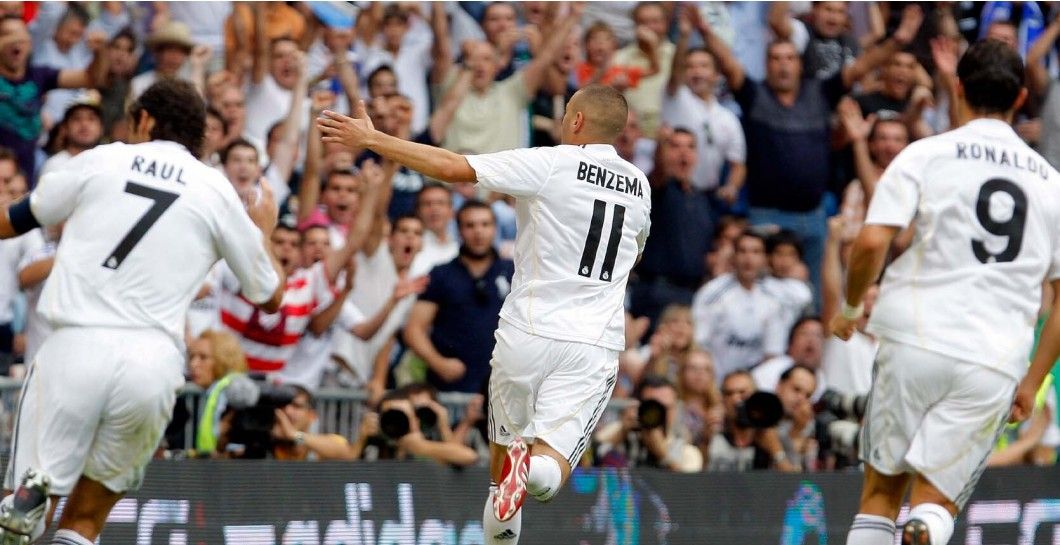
[494,529,517,540]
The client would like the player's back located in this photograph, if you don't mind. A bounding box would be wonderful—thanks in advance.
[471,144,651,351]
[34,141,275,349]
[867,119,1060,378]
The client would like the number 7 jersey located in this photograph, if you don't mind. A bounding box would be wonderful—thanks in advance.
[864,118,1060,380]
[28,141,280,351]
[466,144,651,351]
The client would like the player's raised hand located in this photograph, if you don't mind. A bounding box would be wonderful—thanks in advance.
[246,177,279,235]
[317,100,376,150]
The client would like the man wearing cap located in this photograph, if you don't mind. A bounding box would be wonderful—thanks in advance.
[39,96,102,177]
[129,21,208,102]
[0,14,108,180]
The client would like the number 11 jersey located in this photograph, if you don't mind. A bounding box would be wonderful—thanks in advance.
[29,141,280,351]
[466,144,651,351]
[865,118,1060,380]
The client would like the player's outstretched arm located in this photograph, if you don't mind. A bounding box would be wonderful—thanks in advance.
[317,101,477,184]
[830,224,899,340]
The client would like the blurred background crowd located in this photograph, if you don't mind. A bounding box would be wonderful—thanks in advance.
[0,0,1057,471]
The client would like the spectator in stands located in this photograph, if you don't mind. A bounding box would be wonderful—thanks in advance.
[705,370,769,471]
[39,95,101,177]
[430,4,582,154]
[0,14,108,179]
[185,330,248,455]
[575,21,659,91]
[220,138,266,205]
[258,51,311,205]
[769,1,859,81]
[479,2,531,79]
[692,230,787,377]
[270,385,355,460]
[595,375,703,472]
[614,109,655,175]
[677,349,723,456]
[1028,15,1060,170]
[32,5,100,126]
[414,183,458,272]
[632,129,712,324]
[664,10,746,203]
[201,107,227,167]
[352,386,479,466]
[753,317,826,400]
[621,304,696,387]
[129,22,208,101]
[220,164,384,373]
[615,1,674,138]
[774,365,819,471]
[699,4,923,293]
[405,201,514,394]
[98,28,137,138]
[225,0,306,84]
[243,35,304,145]
[838,97,911,202]
[761,230,813,328]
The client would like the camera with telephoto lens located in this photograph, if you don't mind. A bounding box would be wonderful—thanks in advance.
[637,399,668,430]
[734,392,784,429]
[223,375,298,459]
[817,389,869,421]
[378,405,442,441]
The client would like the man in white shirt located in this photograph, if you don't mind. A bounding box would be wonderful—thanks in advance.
[39,96,101,177]
[318,83,651,545]
[662,7,746,201]
[0,79,284,545]
[831,41,1060,545]
[413,182,458,273]
[692,230,787,377]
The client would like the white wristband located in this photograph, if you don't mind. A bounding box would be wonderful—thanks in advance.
[841,301,864,321]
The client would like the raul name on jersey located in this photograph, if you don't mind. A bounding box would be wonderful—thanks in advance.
[956,142,1049,180]
[577,161,644,197]
[131,155,190,184]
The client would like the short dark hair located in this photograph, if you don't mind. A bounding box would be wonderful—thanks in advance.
[867,117,908,142]
[393,213,423,231]
[737,228,767,248]
[456,199,495,225]
[416,182,451,207]
[766,39,799,57]
[571,84,629,141]
[957,39,1024,114]
[325,168,358,188]
[787,316,822,347]
[129,78,206,154]
[267,120,286,143]
[205,106,228,135]
[779,364,816,384]
[368,65,396,90]
[382,4,409,25]
[766,229,804,259]
[722,369,754,386]
[111,26,137,49]
[631,1,664,21]
[635,374,675,399]
[669,126,697,145]
[59,6,88,28]
[0,147,17,164]
[220,138,259,165]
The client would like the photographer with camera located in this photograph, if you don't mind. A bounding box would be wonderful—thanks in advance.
[705,370,790,471]
[352,384,479,466]
[774,365,820,471]
[270,386,355,460]
[594,375,703,472]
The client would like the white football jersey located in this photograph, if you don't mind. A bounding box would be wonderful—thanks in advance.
[466,144,651,350]
[29,140,280,350]
[866,119,1060,380]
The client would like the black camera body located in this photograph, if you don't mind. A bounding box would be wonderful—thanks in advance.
[378,405,443,442]
[734,392,784,429]
[637,399,668,431]
[817,389,869,421]
[226,378,298,459]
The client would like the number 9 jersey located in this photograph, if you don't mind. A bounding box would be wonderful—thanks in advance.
[864,119,1060,380]
[466,144,651,351]
[27,141,280,352]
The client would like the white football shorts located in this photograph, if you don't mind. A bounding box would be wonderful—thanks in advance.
[487,321,618,468]
[859,340,1016,508]
[4,327,184,495]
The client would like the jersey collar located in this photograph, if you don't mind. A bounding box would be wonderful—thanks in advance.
[578,143,618,154]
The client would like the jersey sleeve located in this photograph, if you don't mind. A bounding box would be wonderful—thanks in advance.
[636,212,652,255]
[466,147,555,198]
[212,183,281,305]
[29,150,93,226]
[864,146,923,227]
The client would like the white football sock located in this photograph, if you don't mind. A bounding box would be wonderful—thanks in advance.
[527,455,561,502]
[908,503,954,545]
[52,528,94,545]
[483,485,521,544]
[846,514,896,545]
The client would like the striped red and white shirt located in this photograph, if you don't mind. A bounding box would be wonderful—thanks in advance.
[219,261,337,372]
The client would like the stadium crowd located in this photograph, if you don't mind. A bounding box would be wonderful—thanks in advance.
[0,0,1058,470]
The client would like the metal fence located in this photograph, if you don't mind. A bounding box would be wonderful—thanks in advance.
[0,377,633,452]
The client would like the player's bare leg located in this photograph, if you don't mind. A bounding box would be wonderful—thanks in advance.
[46,476,123,545]
[844,465,911,545]
[483,439,569,544]
[901,474,958,545]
